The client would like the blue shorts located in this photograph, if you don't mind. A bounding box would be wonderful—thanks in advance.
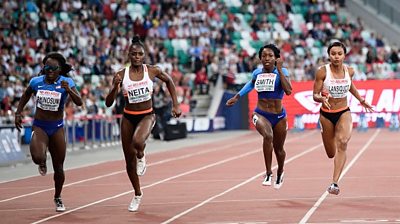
[33,119,64,137]
[254,107,287,128]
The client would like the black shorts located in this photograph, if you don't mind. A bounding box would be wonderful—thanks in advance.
[320,107,350,126]
[123,111,154,128]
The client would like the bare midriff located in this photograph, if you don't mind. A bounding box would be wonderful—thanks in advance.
[124,99,153,113]
[257,98,283,114]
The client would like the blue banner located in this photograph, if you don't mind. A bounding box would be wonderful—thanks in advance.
[0,132,26,165]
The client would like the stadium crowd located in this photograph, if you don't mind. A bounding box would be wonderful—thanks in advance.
[1,0,400,124]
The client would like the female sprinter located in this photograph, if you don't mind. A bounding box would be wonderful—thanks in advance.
[313,41,374,195]
[15,52,83,211]
[226,44,292,189]
[105,36,181,212]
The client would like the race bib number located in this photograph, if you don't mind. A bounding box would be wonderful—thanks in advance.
[255,73,276,92]
[127,87,152,104]
[252,114,259,126]
[328,79,350,98]
[36,90,62,111]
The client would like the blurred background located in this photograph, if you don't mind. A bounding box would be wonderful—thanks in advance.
[1,0,399,165]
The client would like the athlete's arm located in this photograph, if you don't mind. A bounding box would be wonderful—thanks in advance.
[62,79,83,106]
[313,66,331,110]
[105,70,123,107]
[226,69,257,107]
[238,79,255,97]
[276,58,292,95]
[153,66,181,118]
[15,86,34,131]
[225,79,255,107]
[313,67,327,103]
[348,67,374,112]
[347,67,363,102]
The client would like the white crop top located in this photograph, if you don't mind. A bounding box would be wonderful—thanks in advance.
[122,65,153,104]
[323,64,351,99]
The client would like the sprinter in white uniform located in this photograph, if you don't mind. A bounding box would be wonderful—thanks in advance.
[313,41,374,195]
[105,36,181,212]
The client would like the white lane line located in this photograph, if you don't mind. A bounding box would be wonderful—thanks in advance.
[161,143,323,224]
[30,149,260,224]
[0,136,260,203]
[30,131,317,224]
[4,195,400,213]
[0,135,260,185]
[298,128,381,224]
[1,131,316,203]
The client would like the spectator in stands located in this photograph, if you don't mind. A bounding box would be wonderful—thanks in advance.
[14,52,83,212]
[105,36,181,212]
[194,66,209,95]
[1,0,400,123]
[226,44,292,189]
[312,41,374,195]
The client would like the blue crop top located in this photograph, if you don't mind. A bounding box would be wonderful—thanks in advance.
[29,75,75,112]
[238,67,289,99]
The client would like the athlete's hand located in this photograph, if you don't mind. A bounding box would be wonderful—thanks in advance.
[14,114,23,132]
[321,96,331,110]
[226,95,239,107]
[171,105,182,118]
[61,81,71,93]
[113,74,122,88]
[320,89,331,110]
[276,58,283,70]
[361,100,374,112]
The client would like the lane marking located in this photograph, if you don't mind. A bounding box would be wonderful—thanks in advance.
[30,132,317,224]
[161,143,323,224]
[30,149,261,224]
[0,133,262,184]
[0,136,262,203]
[1,132,316,203]
[299,129,381,224]
[2,195,400,213]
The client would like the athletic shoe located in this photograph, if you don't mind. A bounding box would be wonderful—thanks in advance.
[38,163,47,176]
[128,194,143,212]
[262,173,273,186]
[137,154,147,176]
[327,183,340,195]
[54,197,66,212]
[274,172,284,189]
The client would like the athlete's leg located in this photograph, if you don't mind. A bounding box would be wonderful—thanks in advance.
[133,114,156,159]
[30,126,49,166]
[133,114,155,176]
[120,117,141,195]
[253,112,274,176]
[272,117,287,176]
[332,111,352,183]
[48,128,67,198]
[319,115,336,158]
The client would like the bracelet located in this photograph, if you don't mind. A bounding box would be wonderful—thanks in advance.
[15,114,23,117]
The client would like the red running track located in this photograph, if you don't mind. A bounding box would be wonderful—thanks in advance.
[0,129,399,224]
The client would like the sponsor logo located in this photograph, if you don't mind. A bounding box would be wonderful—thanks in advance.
[294,91,321,113]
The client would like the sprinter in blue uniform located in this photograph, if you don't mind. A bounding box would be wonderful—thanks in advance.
[226,44,292,189]
[15,52,83,212]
